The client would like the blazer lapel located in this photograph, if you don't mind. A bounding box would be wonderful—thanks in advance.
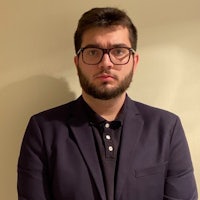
[115,99,144,200]
[68,98,106,200]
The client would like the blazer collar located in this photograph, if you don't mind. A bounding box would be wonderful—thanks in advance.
[68,96,106,200]
[115,96,144,200]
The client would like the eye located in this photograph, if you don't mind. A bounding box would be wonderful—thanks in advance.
[111,48,127,57]
[85,48,100,57]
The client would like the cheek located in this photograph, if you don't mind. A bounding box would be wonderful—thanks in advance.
[82,67,95,76]
[78,65,95,80]
[121,65,134,76]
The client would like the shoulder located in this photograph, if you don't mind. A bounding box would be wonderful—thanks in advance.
[127,97,180,124]
[128,98,185,140]
[135,100,177,118]
[31,96,82,122]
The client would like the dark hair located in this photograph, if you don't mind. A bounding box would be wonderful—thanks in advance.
[74,7,138,53]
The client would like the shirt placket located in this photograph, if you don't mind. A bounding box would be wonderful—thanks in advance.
[103,122,115,159]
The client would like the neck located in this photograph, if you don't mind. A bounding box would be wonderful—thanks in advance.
[82,91,126,121]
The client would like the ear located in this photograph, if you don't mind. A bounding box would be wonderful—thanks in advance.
[133,53,139,74]
[74,55,79,68]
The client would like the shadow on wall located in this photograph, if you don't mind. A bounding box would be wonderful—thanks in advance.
[0,75,76,199]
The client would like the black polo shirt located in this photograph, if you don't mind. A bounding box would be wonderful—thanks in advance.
[81,97,127,200]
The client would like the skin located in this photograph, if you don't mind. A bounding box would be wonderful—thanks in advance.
[74,25,139,121]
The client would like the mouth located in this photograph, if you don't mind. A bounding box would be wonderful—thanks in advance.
[95,73,116,81]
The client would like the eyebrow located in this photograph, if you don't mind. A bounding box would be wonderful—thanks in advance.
[82,43,130,49]
[111,43,130,48]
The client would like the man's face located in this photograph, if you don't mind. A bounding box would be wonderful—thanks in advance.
[74,25,139,100]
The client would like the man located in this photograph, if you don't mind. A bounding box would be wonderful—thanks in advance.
[17,7,198,200]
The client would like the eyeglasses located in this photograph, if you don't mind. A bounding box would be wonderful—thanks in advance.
[76,47,136,65]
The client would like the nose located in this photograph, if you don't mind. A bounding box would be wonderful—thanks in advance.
[98,52,114,69]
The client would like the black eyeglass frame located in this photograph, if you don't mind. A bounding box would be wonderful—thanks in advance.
[76,46,136,65]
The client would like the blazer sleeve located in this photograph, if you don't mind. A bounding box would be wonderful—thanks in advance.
[17,116,52,200]
[164,117,198,200]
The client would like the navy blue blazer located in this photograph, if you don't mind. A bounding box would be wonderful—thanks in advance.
[17,96,198,200]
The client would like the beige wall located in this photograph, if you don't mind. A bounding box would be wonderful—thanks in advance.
[0,0,199,199]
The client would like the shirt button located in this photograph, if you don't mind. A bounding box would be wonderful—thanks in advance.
[105,123,110,128]
[106,135,111,140]
[108,146,113,152]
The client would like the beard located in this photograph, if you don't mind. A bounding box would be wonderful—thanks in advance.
[77,66,133,100]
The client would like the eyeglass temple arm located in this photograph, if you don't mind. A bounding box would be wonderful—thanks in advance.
[130,48,136,54]
[76,48,83,55]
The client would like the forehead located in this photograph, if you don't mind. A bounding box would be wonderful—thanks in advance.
[81,25,131,47]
